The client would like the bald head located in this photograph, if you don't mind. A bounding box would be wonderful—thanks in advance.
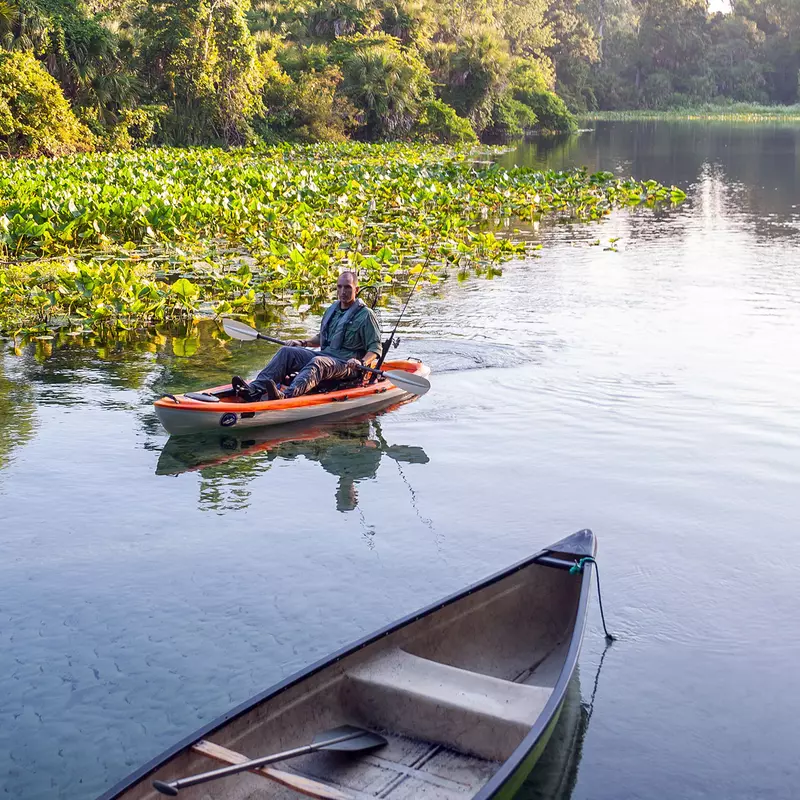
[336,271,358,308]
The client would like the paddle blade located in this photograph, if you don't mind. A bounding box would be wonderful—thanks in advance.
[385,445,430,464]
[222,318,259,341]
[383,370,431,397]
[312,726,387,753]
[152,780,179,796]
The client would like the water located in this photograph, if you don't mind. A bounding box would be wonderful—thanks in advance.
[2,121,800,799]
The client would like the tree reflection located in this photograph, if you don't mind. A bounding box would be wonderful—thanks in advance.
[0,353,36,474]
[156,414,429,514]
[502,121,800,245]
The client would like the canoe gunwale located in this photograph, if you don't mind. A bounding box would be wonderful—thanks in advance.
[97,529,595,800]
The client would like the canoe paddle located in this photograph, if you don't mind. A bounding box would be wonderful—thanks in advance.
[152,725,387,795]
[221,318,431,396]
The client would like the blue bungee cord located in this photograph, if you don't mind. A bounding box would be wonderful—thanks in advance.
[570,557,616,642]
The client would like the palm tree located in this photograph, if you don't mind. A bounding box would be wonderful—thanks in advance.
[0,0,49,53]
[342,41,428,137]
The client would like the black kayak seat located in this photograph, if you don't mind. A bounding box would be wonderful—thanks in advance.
[184,392,221,403]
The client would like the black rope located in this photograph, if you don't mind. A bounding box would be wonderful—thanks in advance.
[570,557,616,642]
[583,637,613,721]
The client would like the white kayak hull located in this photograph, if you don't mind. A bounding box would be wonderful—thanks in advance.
[154,360,430,436]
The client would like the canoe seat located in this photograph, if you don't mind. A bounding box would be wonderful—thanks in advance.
[344,649,552,762]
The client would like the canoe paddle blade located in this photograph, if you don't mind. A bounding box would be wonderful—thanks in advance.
[382,369,430,396]
[312,725,388,752]
[221,318,260,341]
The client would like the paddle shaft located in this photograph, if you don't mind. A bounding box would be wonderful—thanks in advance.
[155,730,361,794]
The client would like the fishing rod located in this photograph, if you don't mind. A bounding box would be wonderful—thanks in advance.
[376,236,436,370]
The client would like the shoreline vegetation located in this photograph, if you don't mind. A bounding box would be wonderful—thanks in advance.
[0,144,685,338]
[5,0,788,350]
[583,104,800,122]
[4,0,800,160]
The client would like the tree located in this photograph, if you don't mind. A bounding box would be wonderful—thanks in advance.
[0,48,94,155]
[434,26,511,132]
[337,34,431,137]
[138,0,263,144]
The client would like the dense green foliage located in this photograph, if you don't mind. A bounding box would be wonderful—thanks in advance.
[2,0,799,154]
[551,0,800,111]
[0,49,93,155]
[0,0,583,151]
[0,143,685,332]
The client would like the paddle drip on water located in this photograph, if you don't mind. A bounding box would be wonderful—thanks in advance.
[570,557,616,642]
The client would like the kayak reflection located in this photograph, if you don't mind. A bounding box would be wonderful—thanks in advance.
[156,412,429,513]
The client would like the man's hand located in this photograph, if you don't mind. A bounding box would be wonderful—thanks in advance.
[362,351,379,369]
[286,340,304,347]
[346,357,363,370]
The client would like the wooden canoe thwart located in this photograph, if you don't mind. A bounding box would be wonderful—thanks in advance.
[98,530,597,800]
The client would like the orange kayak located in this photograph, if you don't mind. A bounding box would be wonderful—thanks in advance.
[154,359,431,435]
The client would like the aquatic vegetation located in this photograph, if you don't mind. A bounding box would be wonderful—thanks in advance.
[0,143,685,335]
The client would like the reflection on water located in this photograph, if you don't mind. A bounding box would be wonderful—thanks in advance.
[520,639,611,799]
[157,415,429,514]
[499,121,800,241]
[519,674,587,800]
[0,355,36,473]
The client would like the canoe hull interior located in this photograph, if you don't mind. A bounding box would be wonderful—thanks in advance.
[100,531,595,800]
[153,361,430,436]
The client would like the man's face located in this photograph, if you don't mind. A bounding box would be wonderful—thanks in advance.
[337,274,357,307]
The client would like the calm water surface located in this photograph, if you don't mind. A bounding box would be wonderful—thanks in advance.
[2,122,799,799]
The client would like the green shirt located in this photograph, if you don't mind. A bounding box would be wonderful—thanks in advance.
[320,303,382,361]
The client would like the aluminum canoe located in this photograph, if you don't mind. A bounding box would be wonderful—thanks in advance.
[99,529,597,800]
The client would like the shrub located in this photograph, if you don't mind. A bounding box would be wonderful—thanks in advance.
[0,50,94,157]
[517,89,576,133]
[414,98,477,143]
[482,94,537,140]
[511,59,576,133]
[258,50,356,142]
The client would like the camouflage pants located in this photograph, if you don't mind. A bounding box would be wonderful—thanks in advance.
[252,346,359,398]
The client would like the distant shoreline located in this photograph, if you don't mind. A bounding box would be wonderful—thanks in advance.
[582,105,800,123]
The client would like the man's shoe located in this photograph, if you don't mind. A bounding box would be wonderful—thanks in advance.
[231,375,250,398]
[262,378,286,401]
[231,375,263,402]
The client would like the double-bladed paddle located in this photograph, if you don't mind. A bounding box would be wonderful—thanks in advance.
[221,318,430,397]
[152,726,386,795]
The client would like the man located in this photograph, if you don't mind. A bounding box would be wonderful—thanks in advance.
[232,271,382,401]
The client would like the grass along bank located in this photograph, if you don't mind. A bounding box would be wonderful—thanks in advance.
[582,104,800,122]
[0,143,685,336]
